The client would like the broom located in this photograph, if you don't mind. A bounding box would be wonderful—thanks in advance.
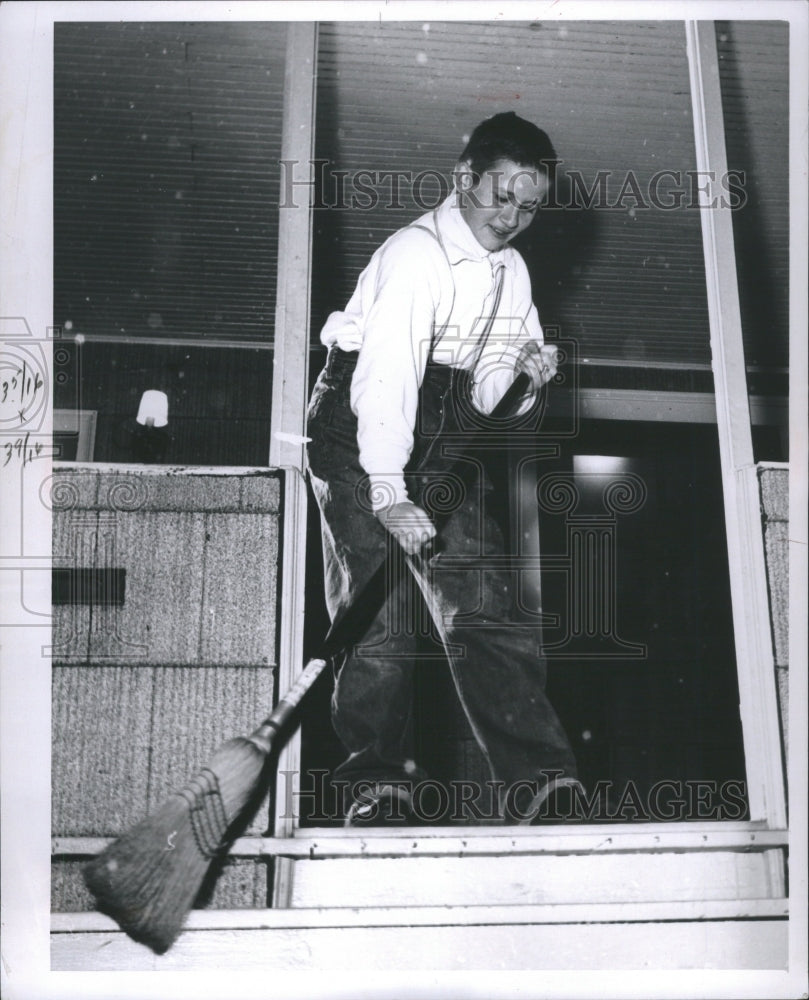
[83,370,534,953]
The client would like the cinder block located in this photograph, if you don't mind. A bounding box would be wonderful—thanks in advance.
[776,665,788,757]
[199,857,270,909]
[146,666,274,835]
[52,511,95,662]
[52,665,154,835]
[49,468,100,510]
[95,470,246,513]
[89,511,206,665]
[764,520,789,667]
[51,857,269,911]
[239,471,282,513]
[51,860,96,912]
[759,467,788,522]
[199,514,279,666]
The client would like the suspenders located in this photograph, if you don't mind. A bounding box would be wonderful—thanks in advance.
[407,209,506,370]
[407,210,456,354]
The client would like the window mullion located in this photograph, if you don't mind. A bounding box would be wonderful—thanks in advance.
[685,20,786,828]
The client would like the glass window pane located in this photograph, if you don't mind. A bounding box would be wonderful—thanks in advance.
[54,21,287,465]
[302,19,787,824]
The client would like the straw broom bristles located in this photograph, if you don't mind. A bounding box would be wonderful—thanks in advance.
[84,729,275,953]
[83,657,329,953]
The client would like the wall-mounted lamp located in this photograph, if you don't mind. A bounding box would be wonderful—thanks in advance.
[136,389,169,428]
[132,390,169,462]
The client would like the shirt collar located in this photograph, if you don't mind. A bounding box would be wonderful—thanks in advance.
[434,191,513,269]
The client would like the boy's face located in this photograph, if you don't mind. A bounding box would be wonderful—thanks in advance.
[456,157,548,252]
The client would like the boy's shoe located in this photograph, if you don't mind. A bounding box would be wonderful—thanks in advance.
[518,777,587,825]
[344,783,415,828]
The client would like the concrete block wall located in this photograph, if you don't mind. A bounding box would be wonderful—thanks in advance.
[758,465,788,758]
[51,466,282,910]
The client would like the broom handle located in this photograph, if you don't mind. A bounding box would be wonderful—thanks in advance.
[251,370,535,748]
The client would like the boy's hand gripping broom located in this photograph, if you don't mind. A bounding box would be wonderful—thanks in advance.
[83,372,533,953]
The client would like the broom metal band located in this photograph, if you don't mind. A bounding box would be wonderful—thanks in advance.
[178,768,229,858]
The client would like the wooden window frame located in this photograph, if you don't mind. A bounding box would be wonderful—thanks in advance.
[684,20,786,828]
[267,22,318,907]
[267,18,788,861]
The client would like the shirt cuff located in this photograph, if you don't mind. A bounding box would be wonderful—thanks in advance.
[365,473,409,512]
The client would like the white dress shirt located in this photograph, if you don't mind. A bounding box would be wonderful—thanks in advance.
[319,190,544,510]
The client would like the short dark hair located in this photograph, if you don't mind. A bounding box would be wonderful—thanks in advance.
[459,111,557,180]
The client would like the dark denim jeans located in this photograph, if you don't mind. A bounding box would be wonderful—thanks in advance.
[306,347,576,815]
